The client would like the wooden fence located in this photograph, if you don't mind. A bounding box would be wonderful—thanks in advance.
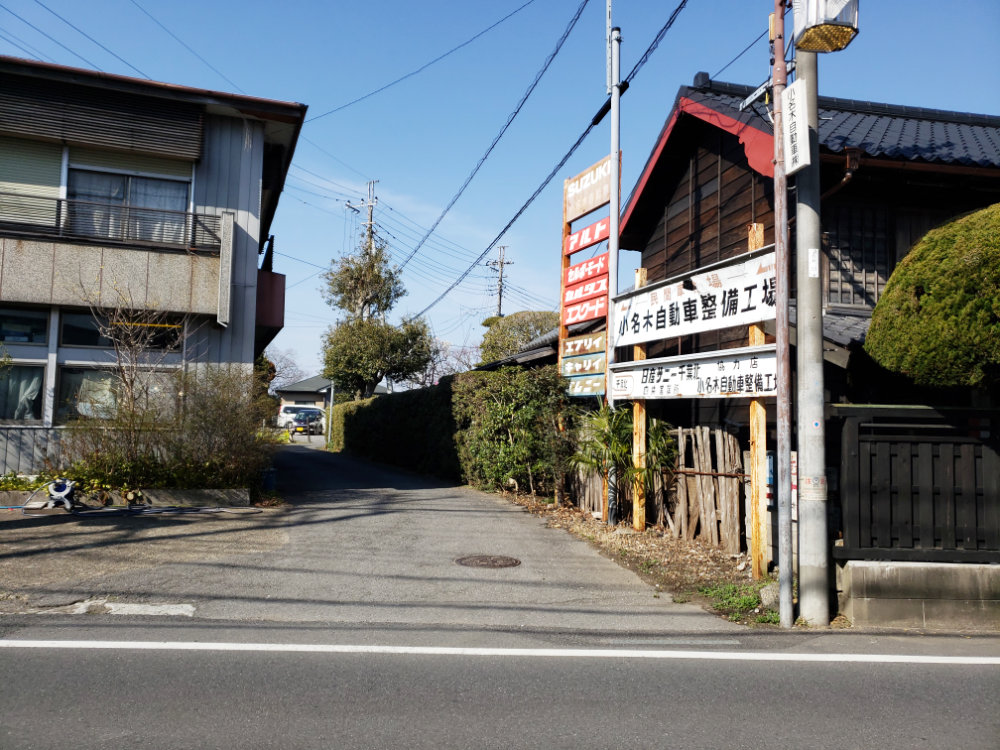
[834,405,1000,563]
[568,425,745,554]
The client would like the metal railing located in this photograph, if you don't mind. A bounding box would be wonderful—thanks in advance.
[0,191,222,251]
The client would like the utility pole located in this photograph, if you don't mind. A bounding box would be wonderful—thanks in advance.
[605,25,622,523]
[794,50,829,626]
[486,245,513,317]
[771,1,795,629]
[347,180,378,254]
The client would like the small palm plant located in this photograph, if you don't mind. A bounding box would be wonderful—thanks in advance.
[572,400,677,525]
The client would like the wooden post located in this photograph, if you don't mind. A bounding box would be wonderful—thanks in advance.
[632,268,647,531]
[748,222,768,578]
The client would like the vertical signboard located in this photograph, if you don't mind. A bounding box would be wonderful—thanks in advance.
[558,157,614,398]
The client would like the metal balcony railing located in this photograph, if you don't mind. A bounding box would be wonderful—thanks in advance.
[0,192,222,251]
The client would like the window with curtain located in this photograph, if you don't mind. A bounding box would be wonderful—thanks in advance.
[0,365,44,422]
[57,367,178,423]
[67,169,189,245]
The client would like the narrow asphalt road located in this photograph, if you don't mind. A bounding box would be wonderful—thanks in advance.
[3,445,999,748]
[2,444,736,634]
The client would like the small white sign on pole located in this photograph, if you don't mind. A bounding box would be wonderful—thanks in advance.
[782,78,811,176]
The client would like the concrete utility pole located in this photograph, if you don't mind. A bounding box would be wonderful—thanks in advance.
[347,180,379,254]
[771,1,795,629]
[794,49,829,625]
[487,245,513,317]
[605,25,622,523]
[607,26,622,408]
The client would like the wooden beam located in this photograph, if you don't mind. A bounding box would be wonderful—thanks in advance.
[748,221,768,578]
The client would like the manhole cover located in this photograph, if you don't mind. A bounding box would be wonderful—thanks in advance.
[455,555,521,569]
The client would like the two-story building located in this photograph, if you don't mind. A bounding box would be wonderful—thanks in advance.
[0,55,306,472]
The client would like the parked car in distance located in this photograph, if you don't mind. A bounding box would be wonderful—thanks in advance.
[276,405,307,429]
[289,409,324,436]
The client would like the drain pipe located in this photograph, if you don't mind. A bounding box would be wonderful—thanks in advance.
[821,148,861,201]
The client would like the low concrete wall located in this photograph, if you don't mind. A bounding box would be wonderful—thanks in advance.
[839,560,1000,631]
[0,488,249,508]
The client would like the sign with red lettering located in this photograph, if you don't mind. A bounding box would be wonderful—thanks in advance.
[564,252,609,287]
[562,295,607,326]
[564,216,610,256]
[563,275,609,306]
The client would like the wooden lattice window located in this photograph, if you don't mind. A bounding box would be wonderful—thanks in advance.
[824,204,891,308]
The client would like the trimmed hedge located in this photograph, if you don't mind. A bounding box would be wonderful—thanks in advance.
[865,203,1000,389]
[329,366,574,494]
[328,377,461,481]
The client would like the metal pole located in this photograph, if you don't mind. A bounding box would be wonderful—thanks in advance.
[604,26,622,524]
[794,50,829,625]
[607,26,622,411]
[772,2,795,629]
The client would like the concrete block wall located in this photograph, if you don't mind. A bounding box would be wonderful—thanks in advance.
[839,560,1000,631]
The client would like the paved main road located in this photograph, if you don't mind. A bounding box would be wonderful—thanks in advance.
[2,445,998,748]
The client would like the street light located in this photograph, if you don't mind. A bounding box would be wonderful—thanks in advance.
[793,0,859,52]
[788,0,858,626]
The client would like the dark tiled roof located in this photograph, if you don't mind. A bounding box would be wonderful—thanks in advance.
[789,303,871,348]
[277,375,332,393]
[682,78,1000,168]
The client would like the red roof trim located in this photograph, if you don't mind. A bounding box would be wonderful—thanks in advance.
[621,96,774,237]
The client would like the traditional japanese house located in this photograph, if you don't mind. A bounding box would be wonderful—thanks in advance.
[616,72,1000,626]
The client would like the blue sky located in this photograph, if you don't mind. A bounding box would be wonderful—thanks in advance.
[3,1,999,376]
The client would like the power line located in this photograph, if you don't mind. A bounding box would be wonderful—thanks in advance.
[623,0,689,85]
[32,0,148,78]
[413,0,692,318]
[306,0,537,123]
[399,0,591,270]
[0,27,54,60]
[127,0,246,92]
[0,1,100,69]
[713,28,768,79]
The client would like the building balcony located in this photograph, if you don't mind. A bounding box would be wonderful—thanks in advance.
[0,191,222,253]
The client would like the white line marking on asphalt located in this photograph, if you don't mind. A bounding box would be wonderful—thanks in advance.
[0,640,997,665]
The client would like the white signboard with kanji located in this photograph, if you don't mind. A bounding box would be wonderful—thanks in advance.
[613,251,776,348]
[609,345,777,401]
[782,79,811,176]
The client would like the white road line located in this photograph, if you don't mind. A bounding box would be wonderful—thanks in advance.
[1,640,997,665]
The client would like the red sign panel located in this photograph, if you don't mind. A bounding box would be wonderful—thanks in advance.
[564,252,609,287]
[564,217,610,256]
[562,295,607,326]
[563,274,609,306]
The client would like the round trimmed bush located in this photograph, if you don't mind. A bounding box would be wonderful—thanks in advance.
[864,203,1000,388]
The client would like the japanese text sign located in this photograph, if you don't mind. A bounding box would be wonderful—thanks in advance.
[562,295,607,326]
[609,346,777,401]
[564,252,609,286]
[564,155,611,222]
[564,275,609,307]
[561,352,606,377]
[561,332,605,358]
[564,216,610,256]
[782,79,811,176]
[566,374,605,397]
[613,251,776,348]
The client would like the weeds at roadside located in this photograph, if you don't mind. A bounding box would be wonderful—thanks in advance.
[699,580,779,625]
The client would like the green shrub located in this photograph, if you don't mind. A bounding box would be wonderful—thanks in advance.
[452,366,574,496]
[865,203,1000,389]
